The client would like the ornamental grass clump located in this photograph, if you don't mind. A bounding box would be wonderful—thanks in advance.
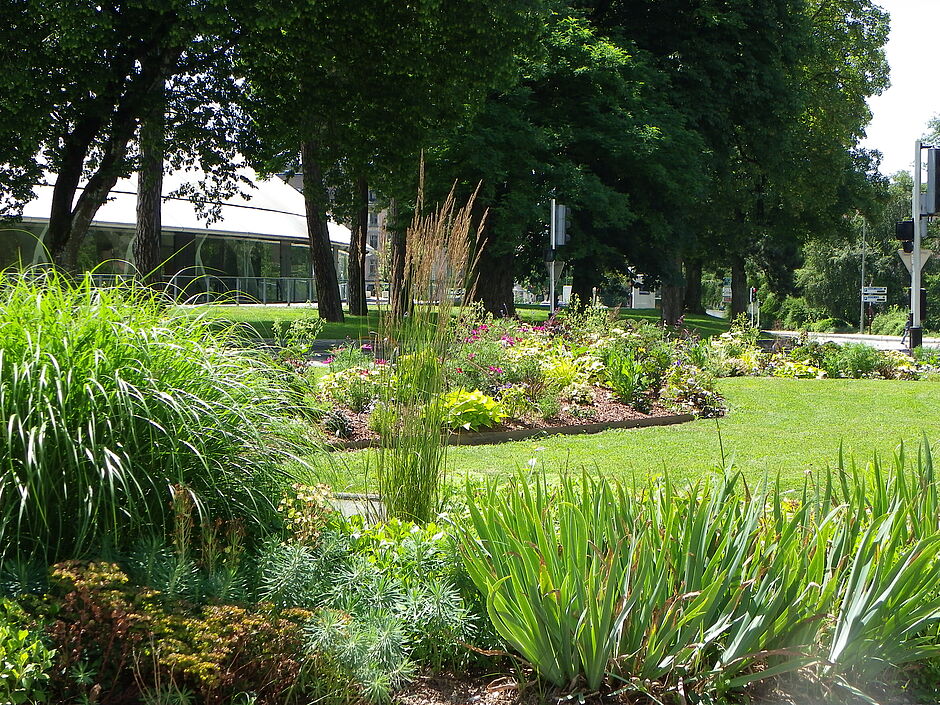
[459,444,940,700]
[375,184,482,523]
[0,269,309,562]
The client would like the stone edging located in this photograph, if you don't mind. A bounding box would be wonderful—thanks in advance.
[331,412,695,450]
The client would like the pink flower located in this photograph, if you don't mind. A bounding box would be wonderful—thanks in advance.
[455,367,464,373]
[374,359,387,365]
[361,343,373,351]
[467,352,476,359]
[487,366,503,374]
[324,356,334,364]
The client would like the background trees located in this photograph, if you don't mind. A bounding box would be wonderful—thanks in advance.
[0,0,895,327]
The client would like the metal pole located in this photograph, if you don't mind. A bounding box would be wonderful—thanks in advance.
[859,217,866,334]
[549,198,556,314]
[912,141,924,348]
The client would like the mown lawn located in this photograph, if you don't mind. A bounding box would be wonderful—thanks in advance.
[179,304,730,340]
[316,377,940,493]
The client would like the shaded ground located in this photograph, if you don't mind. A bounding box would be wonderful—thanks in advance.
[396,673,924,705]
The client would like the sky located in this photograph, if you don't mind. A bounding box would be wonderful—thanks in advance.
[862,0,940,177]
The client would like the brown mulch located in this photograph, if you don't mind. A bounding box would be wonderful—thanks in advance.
[395,673,922,705]
[322,386,678,447]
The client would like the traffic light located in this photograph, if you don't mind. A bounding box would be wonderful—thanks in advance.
[927,148,940,215]
[553,203,571,247]
[896,220,915,253]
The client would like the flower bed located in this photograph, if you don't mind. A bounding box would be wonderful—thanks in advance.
[708,316,936,380]
[285,307,727,444]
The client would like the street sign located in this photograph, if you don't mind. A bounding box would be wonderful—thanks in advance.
[862,294,887,303]
[899,248,934,274]
[861,286,887,295]
[721,286,732,303]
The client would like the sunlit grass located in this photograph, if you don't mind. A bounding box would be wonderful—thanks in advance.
[319,377,940,493]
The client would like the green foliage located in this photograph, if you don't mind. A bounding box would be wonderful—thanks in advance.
[272,313,325,359]
[660,364,726,418]
[0,601,53,704]
[603,346,649,410]
[821,342,884,379]
[257,519,477,702]
[440,389,505,431]
[0,270,312,561]
[458,447,940,699]
[871,305,909,336]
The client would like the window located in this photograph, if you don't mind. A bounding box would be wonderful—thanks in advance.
[368,211,379,227]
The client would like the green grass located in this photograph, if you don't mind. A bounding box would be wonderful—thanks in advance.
[317,377,940,493]
[179,304,730,340]
[177,305,382,340]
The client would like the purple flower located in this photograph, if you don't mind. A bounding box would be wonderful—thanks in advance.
[361,343,373,351]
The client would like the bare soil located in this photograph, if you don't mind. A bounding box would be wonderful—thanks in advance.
[322,386,677,446]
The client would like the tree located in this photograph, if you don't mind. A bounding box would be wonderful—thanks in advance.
[241,0,539,321]
[420,11,703,317]
[0,0,254,272]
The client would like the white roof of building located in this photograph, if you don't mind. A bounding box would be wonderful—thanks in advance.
[21,168,350,247]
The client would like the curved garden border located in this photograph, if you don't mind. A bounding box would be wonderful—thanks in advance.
[332,412,695,450]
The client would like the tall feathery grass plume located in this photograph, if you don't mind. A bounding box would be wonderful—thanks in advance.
[373,176,484,523]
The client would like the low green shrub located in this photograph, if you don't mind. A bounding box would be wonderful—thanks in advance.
[440,389,505,431]
[257,519,478,702]
[822,342,884,378]
[603,346,649,410]
[0,601,53,704]
[870,305,908,336]
[659,363,726,417]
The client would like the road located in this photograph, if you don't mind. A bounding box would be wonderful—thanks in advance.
[768,330,940,352]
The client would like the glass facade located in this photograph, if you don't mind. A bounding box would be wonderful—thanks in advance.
[0,222,346,304]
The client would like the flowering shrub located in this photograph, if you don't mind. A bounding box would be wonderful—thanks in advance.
[660,364,726,418]
[278,484,334,546]
[25,562,321,705]
[316,365,388,413]
[768,354,825,379]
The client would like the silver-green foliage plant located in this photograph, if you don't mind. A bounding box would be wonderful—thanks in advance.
[258,519,475,703]
[459,446,940,699]
[0,270,309,561]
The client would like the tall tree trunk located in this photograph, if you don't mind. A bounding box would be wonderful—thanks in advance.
[683,258,704,314]
[300,141,344,322]
[346,176,368,316]
[47,45,181,272]
[134,86,165,284]
[660,252,685,326]
[471,233,515,317]
[571,257,599,309]
[387,198,413,319]
[730,254,748,318]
